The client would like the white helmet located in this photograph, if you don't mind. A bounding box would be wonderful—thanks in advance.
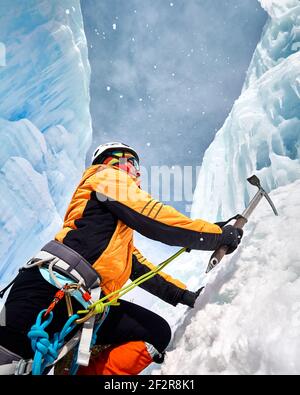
[91,142,139,165]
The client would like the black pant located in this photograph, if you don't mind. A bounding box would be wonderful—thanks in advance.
[0,267,171,359]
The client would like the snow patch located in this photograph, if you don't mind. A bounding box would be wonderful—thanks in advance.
[155,181,300,375]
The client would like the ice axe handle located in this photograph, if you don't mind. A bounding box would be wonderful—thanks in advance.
[206,216,247,273]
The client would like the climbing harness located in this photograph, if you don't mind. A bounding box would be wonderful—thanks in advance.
[68,305,110,376]
[0,240,102,375]
[0,241,187,375]
[76,247,187,322]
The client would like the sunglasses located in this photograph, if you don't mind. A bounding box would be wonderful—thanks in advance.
[127,157,140,172]
[107,151,140,172]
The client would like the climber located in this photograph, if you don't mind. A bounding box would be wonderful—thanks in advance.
[0,142,243,375]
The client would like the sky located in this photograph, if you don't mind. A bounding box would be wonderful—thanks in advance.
[81,0,267,215]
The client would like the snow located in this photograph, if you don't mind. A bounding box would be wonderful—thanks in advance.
[151,0,300,375]
[154,180,300,375]
[0,0,92,284]
[246,0,300,87]
[0,0,299,376]
[259,0,299,19]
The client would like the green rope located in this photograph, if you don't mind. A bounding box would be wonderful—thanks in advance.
[77,247,187,316]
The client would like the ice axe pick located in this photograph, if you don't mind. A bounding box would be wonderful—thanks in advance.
[205,175,278,273]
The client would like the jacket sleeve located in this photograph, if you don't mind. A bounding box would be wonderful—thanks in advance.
[130,247,186,306]
[88,166,223,251]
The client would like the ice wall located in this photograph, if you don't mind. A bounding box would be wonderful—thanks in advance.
[0,0,92,282]
[191,0,300,221]
[156,180,300,375]
[152,1,300,375]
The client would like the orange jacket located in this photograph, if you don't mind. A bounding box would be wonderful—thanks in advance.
[55,165,222,304]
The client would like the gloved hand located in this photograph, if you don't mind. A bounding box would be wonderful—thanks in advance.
[218,224,243,254]
[180,287,204,308]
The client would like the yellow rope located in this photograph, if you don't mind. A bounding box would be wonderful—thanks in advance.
[77,247,186,317]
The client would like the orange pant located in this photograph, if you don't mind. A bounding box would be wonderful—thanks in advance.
[77,341,153,375]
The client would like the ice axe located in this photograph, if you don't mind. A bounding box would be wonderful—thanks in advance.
[205,175,278,273]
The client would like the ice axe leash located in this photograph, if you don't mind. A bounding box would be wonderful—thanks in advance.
[205,174,279,274]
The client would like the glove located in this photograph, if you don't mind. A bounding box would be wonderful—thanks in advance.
[180,287,204,308]
[218,225,243,254]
